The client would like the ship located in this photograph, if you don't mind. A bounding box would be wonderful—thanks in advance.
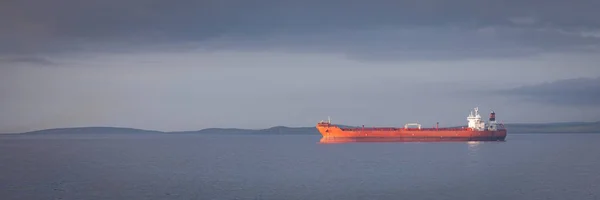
[316,107,507,143]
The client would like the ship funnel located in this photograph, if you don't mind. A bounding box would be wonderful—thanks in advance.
[489,111,496,122]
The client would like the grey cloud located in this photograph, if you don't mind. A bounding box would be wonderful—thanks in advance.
[0,56,56,66]
[499,77,600,106]
[196,26,600,61]
[508,17,538,25]
[1,0,600,60]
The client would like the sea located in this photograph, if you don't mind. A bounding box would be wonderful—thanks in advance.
[1,133,599,200]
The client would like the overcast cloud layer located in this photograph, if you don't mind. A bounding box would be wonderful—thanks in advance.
[2,0,600,59]
[1,0,599,133]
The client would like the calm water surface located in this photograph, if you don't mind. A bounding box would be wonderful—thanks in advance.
[1,133,599,200]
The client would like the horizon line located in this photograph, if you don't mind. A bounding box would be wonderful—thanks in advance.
[2,120,599,134]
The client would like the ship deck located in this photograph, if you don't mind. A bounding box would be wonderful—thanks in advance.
[339,127,470,131]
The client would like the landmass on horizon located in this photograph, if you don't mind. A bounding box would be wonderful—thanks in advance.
[2,121,599,135]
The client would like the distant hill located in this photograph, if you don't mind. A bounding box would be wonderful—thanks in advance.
[13,126,321,135]
[446,121,600,133]
[502,121,600,133]
[170,128,251,134]
[171,126,319,135]
[5,122,599,135]
[20,127,165,134]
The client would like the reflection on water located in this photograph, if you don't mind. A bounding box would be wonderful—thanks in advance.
[467,141,481,148]
[467,141,481,167]
[319,137,504,144]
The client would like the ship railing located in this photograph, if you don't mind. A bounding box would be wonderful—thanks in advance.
[340,127,399,131]
[338,127,470,131]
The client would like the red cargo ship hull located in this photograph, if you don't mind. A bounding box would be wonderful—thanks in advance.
[316,123,507,143]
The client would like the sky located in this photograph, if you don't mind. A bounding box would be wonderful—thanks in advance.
[1,0,600,133]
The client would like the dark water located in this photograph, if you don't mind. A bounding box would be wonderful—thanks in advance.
[1,133,599,200]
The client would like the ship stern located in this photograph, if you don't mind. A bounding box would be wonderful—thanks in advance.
[495,129,508,141]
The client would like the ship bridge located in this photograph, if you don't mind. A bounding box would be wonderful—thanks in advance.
[467,107,486,131]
